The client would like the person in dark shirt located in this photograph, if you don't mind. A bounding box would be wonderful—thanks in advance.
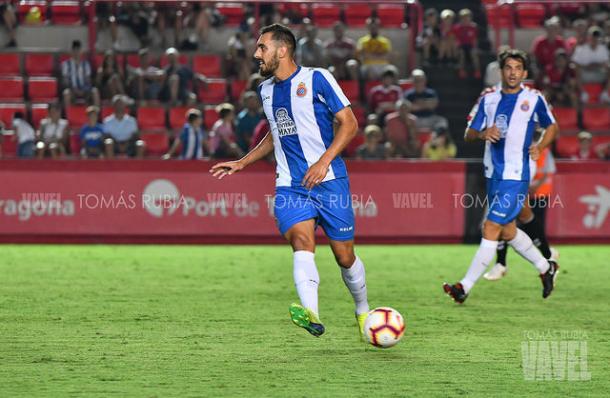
[235,91,263,153]
[356,125,387,160]
[79,106,105,158]
[403,69,448,130]
[160,47,207,105]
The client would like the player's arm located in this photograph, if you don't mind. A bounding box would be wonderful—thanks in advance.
[209,130,273,179]
[302,107,357,190]
[529,95,559,161]
[464,94,500,143]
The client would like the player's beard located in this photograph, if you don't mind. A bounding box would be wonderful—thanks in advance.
[259,52,280,78]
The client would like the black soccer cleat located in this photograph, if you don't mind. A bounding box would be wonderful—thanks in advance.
[540,260,559,299]
[443,282,468,304]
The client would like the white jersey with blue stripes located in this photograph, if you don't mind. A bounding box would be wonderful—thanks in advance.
[467,85,556,182]
[259,66,351,187]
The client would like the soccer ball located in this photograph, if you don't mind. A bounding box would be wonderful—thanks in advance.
[364,307,405,348]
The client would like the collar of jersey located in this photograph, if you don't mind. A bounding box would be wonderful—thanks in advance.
[274,65,301,85]
[500,88,523,96]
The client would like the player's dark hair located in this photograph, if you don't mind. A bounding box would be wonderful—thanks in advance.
[498,48,529,70]
[260,23,296,57]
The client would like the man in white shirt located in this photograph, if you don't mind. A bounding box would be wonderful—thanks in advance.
[103,95,144,158]
[572,26,610,84]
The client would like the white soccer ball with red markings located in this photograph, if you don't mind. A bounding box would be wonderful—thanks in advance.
[364,307,405,348]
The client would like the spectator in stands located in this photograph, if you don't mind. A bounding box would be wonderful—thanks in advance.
[247,73,264,92]
[128,48,166,104]
[178,3,212,51]
[0,1,17,47]
[422,126,457,160]
[566,19,589,55]
[484,45,511,87]
[439,9,458,63]
[12,112,35,158]
[103,95,144,159]
[571,131,596,160]
[62,40,100,108]
[604,19,610,52]
[36,102,69,159]
[235,91,262,153]
[153,2,181,49]
[356,125,386,160]
[595,141,610,160]
[164,108,207,160]
[572,26,610,87]
[404,69,448,130]
[160,47,205,106]
[543,49,580,108]
[325,22,358,80]
[113,2,152,48]
[249,119,273,162]
[96,50,125,102]
[357,18,392,80]
[532,17,566,73]
[209,103,242,158]
[384,99,420,158]
[80,106,105,159]
[454,9,481,79]
[418,8,441,66]
[368,65,403,124]
[227,24,257,80]
[297,23,325,68]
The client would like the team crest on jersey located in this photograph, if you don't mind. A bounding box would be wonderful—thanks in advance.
[496,114,509,138]
[296,82,307,97]
[275,108,297,137]
[520,100,530,111]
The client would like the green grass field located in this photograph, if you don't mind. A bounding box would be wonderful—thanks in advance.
[0,244,608,397]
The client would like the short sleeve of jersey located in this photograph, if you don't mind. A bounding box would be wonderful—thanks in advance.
[180,124,189,142]
[534,94,555,128]
[313,69,351,115]
[467,95,486,132]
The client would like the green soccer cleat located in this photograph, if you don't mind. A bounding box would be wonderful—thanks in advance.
[289,303,325,337]
[356,312,369,342]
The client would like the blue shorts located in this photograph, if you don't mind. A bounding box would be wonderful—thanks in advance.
[274,178,355,241]
[486,178,529,225]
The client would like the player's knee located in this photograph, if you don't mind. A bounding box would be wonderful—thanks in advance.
[333,248,356,268]
[289,233,314,251]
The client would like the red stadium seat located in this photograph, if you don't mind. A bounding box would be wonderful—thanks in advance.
[126,53,142,68]
[101,106,113,120]
[169,106,190,130]
[1,132,18,156]
[28,77,58,102]
[311,4,341,28]
[193,54,223,78]
[142,132,169,156]
[398,79,413,92]
[582,108,610,132]
[582,83,604,104]
[66,105,88,128]
[516,3,546,28]
[376,4,405,28]
[338,80,360,103]
[555,136,578,158]
[198,79,227,104]
[216,3,245,26]
[69,133,80,154]
[17,1,48,23]
[0,54,21,76]
[344,131,365,157]
[277,4,309,19]
[364,80,382,99]
[553,107,578,132]
[0,77,24,101]
[230,80,248,102]
[345,4,371,27]
[30,103,48,128]
[50,1,81,25]
[0,103,26,126]
[351,104,366,126]
[24,53,55,76]
[486,5,514,28]
[203,106,220,130]
[137,106,167,132]
[417,130,433,146]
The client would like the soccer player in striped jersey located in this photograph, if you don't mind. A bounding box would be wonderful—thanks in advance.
[210,24,369,338]
[444,49,560,303]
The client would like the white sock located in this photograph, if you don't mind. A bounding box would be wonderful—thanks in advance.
[293,251,320,316]
[341,256,369,315]
[461,239,498,293]
[508,229,550,274]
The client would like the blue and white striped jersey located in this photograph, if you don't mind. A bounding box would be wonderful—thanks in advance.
[259,66,351,187]
[468,85,556,181]
[179,123,205,160]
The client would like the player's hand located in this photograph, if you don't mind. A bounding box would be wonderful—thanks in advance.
[209,160,245,179]
[529,144,540,161]
[302,160,330,190]
[482,125,501,143]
